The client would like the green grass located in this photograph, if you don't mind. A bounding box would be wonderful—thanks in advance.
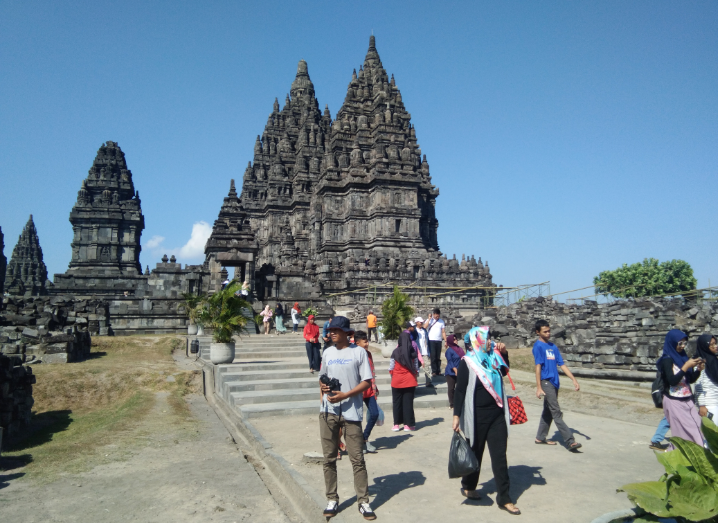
[2,336,201,482]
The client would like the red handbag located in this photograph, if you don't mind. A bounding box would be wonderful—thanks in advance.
[505,372,528,425]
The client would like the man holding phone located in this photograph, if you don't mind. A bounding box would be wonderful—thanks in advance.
[318,316,377,520]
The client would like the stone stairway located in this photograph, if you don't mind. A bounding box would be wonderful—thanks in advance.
[200,333,449,418]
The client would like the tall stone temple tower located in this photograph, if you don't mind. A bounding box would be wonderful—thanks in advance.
[210,36,495,303]
[53,141,146,295]
[5,215,48,296]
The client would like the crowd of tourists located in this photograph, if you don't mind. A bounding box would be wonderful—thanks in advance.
[311,307,717,520]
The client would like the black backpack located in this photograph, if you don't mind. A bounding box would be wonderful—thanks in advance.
[651,370,665,408]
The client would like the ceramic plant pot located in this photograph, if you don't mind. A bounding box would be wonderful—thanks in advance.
[187,324,198,335]
[197,325,205,336]
[210,342,235,364]
[381,343,394,358]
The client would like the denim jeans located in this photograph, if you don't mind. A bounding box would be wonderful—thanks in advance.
[651,417,670,444]
[363,395,379,441]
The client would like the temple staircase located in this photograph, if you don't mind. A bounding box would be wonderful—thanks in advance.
[198,333,449,418]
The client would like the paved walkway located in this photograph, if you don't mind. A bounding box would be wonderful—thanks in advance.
[252,402,665,523]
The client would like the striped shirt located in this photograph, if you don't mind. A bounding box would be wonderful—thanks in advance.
[695,371,718,407]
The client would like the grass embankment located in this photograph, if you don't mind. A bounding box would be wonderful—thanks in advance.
[3,336,201,481]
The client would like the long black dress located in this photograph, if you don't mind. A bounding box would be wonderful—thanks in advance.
[452,353,512,506]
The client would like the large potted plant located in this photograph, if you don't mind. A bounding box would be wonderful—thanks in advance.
[379,286,414,357]
[203,280,251,364]
[182,292,206,335]
[614,416,718,523]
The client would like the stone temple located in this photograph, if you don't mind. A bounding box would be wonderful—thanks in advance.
[208,36,495,305]
[1,36,495,335]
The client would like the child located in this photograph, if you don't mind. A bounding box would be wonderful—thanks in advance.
[354,330,380,453]
[533,319,582,451]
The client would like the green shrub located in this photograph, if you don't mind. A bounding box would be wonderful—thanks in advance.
[594,258,697,299]
[620,417,718,522]
[200,280,251,343]
[380,286,414,340]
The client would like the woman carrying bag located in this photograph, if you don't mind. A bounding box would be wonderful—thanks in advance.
[452,326,520,516]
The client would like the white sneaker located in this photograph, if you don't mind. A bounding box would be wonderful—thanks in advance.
[324,500,338,518]
[358,502,377,520]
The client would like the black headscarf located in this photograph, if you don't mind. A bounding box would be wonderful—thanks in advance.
[392,329,417,370]
[696,333,718,386]
[275,303,284,315]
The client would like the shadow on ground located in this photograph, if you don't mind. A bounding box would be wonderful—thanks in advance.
[338,470,427,513]
[5,410,73,452]
[84,351,107,360]
[415,417,444,429]
[372,434,412,450]
[464,464,545,504]
[0,471,26,489]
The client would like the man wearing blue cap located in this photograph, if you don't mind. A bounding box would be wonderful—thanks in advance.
[319,316,377,520]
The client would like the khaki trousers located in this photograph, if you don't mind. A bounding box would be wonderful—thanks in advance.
[319,414,369,504]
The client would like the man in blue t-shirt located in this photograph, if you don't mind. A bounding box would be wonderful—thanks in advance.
[533,319,582,451]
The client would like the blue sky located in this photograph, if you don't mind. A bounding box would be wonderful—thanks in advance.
[1,1,716,300]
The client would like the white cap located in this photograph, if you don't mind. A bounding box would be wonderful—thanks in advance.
[414,316,424,324]
[409,320,416,327]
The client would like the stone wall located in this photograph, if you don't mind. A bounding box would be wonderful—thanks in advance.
[471,297,718,372]
[0,354,35,442]
[1,295,95,364]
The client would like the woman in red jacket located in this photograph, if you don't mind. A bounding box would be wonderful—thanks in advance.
[390,322,420,431]
[303,315,321,373]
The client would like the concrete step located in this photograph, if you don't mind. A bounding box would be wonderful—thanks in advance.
[229,383,446,406]
[237,394,450,419]
[218,359,392,373]
[234,351,306,360]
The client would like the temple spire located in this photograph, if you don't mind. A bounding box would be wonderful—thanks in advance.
[5,214,48,296]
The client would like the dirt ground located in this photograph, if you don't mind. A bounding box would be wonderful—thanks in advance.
[0,338,292,523]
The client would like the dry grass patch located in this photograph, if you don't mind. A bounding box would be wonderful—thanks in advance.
[3,336,201,481]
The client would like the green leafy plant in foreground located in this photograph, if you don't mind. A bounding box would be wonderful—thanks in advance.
[380,286,414,340]
[181,292,206,325]
[620,416,718,522]
[201,280,251,343]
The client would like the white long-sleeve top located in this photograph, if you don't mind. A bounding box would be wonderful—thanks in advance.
[695,371,718,407]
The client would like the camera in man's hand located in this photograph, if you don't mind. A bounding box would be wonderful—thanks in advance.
[320,373,342,392]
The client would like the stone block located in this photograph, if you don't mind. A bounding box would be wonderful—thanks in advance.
[42,352,69,364]
[46,342,71,354]
[21,328,39,339]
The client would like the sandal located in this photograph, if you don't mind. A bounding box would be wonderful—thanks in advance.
[338,442,346,452]
[535,439,557,445]
[500,504,521,515]
[460,488,481,500]
[569,442,583,451]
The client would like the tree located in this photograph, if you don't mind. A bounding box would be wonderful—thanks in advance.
[200,280,252,343]
[593,258,697,299]
[380,286,414,340]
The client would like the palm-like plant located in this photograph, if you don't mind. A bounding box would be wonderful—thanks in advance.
[181,292,206,325]
[380,286,415,340]
[202,280,252,343]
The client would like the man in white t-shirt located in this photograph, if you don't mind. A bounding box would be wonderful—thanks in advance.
[425,308,446,376]
[413,317,434,388]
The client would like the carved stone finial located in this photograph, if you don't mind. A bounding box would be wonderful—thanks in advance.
[169,255,176,263]
[162,254,169,263]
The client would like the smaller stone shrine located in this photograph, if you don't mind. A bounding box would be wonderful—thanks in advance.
[0,226,7,296]
[202,179,260,295]
[5,215,48,297]
[53,141,146,296]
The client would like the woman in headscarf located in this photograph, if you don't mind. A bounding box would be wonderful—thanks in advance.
[452,327,520,515]
[445,334,466,409]
[274,302,286,334]
[291,302,301,334]
[389,322,420,432]
[303,314,321,373]
[658,329,705,446]
[695,333,718,419]
[259,304,273,335]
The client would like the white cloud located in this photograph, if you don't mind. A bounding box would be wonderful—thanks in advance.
[175,221,212,260]
[145,235,165,249]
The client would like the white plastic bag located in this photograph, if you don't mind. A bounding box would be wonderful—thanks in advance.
[376,406,385,427]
